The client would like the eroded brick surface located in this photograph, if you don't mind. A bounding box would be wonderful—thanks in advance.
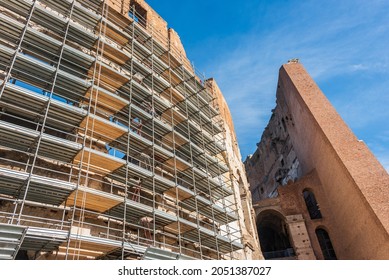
[246,62,389,260]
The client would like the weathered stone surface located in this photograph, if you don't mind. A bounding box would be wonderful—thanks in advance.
[207,79,263,259]
[247,61,389,260]
[0,0,261,260]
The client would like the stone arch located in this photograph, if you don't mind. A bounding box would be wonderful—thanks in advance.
[256,209,295,259]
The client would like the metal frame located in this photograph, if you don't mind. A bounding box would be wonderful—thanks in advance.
[0,0,243,260]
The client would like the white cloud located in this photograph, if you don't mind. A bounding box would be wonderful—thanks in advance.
[351,64,368,71]
[193,0,389,163]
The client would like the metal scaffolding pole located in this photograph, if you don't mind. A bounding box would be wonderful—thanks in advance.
[65,0,107,260]
[0,0,244,260]
[17,0,77,226]
[121,3,137,260]
[0,0,37,100]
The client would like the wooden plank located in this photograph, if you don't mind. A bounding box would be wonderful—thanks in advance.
[164,186,193,201]
[158,235,177,245]
[164,221,195,235]
[161,68,182,87]
[160,87,184,105]
[88,62,129,90]
[61,239,117,253]
[58,246,103,257]
[162,108,186,125]
[96,22,129,46]
[79,116,126,142]
[160,52,181,70]
[73,149,124,175]
[106,7,133,30]
[162,131,188,148]
[101,43,130,66]
[170,87,185,104]
[66,188,122,213]
[84,87,128,114]
[164,158,190,172]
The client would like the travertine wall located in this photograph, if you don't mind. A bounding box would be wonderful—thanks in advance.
[107,0,131,15]
[108,0,262,259]
[252,173,320,260]
[0,0,260,260]
[207,79,263,260]
[263,171,327,260]
[247,62,389,259]
[168,28,193,71]
[285,214,315,260]
[107,0,192,71]
[244,107,301,202]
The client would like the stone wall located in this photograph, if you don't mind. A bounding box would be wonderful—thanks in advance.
[247,61,389,259]
[107,0,193,71]
[207,79,263,260]
[244,105,301,202]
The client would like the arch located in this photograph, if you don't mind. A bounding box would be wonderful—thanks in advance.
[302,189,322,219]
[256,210,295,259]
[315,227,337,260]
[237,176,246,195]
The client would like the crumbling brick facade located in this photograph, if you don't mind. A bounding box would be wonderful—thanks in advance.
[0,0,260,260]
[245,61,389,260]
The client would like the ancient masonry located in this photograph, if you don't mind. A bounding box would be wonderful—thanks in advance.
[245,61,389,260]
[0,0,261,260]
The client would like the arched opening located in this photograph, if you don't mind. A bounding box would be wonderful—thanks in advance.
[257,210,295,259]
[303,189,322,219]
[315,228,337,260]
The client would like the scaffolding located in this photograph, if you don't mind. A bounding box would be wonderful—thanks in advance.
[0,0,243,260]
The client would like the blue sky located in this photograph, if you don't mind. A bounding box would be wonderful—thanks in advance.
[146,0,389,171]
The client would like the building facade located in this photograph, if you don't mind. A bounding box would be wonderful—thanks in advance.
[245,61,389,260]
[0,0,260,260]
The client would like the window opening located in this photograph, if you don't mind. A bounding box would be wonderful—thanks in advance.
[303,190,322,219]
[316,228,337,260]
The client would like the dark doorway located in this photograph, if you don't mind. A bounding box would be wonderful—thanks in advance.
[257,211,295,259]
